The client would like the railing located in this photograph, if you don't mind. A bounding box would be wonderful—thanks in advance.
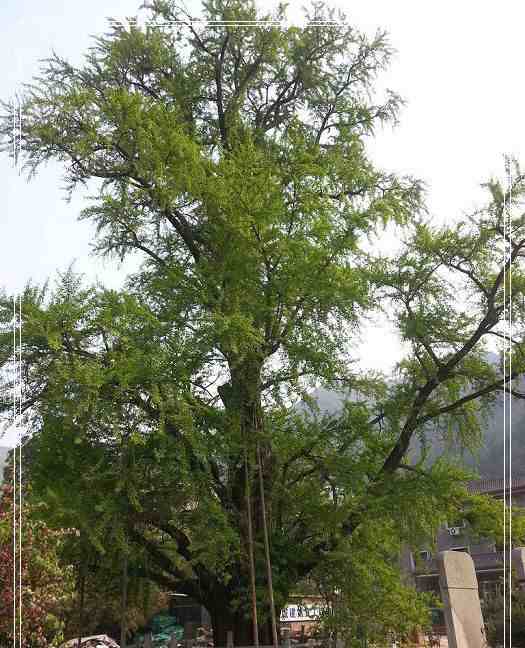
[414,551,504,575]
[472,551,504,569]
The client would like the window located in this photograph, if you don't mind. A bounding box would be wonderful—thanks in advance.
[419,550,432,561]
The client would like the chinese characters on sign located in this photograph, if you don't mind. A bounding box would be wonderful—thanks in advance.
[280,604,326,622]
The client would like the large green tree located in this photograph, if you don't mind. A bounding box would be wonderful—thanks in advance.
[2,1,525,644]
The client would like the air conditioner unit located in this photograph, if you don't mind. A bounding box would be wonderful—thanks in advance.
[449,527,461,536]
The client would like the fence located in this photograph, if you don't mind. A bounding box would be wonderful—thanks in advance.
[131,635,344,648]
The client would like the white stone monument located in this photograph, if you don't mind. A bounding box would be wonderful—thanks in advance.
[437,550,486,648]
[512,546,525,589]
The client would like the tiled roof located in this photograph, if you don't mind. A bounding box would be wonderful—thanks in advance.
[467,477,525,495]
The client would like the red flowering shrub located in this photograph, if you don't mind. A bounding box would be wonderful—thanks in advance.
[0,483,75,647]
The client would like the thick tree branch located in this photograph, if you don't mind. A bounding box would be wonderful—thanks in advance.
[215,33,230,149]
[128,527,197,593]
[416,370,525,426]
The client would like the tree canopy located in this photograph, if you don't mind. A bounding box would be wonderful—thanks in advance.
[1,0,524,644]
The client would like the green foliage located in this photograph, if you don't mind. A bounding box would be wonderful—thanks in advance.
[62,552,170,644]
[1,1,525,644]
[313,519,435,646]
[464,495,525,547]
[484,578,525,648]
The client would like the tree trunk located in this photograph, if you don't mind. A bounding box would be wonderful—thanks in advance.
[209,601,253,647]
[215,359,282,646]
[205,581,282,647]
[256,441,278,648]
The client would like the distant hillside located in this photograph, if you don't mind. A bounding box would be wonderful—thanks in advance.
[297,386,524,480]
[444,394,525,479]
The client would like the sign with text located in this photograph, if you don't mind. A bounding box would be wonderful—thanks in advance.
[280,603,327,622]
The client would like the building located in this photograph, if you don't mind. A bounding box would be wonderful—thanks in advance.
[168,593,211,631]
[402,477,525,625]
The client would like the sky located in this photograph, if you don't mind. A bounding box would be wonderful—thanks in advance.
[1,0,524,414]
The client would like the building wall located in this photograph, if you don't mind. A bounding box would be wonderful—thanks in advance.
[405,479,525,616]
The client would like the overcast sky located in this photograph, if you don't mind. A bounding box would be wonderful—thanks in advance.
[1,0,524,384]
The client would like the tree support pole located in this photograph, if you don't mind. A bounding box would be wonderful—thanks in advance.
[244,445,259,647]
[256,441,278,648]
[120,552,128,648]
[77,566,85,648]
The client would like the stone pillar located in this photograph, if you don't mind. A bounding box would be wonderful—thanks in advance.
[512,547,525,590]
[437,551,486,648]
[399,545,416,587]
[184,622,196,639]
[226,630,234,648]
[184,622,196,648]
